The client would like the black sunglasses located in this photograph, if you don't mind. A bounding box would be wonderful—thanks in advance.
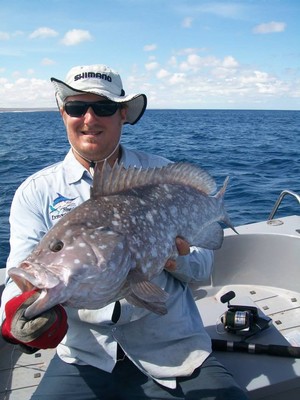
[64,101,120,117]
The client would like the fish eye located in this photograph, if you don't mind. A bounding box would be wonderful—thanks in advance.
[49,239,64,252]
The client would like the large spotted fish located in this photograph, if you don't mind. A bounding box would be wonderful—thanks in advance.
[9,161,234,318]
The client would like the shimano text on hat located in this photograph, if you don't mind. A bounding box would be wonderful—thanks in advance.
[74,72,112,82]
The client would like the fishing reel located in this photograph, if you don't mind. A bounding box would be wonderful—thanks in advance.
[220,291,271,338]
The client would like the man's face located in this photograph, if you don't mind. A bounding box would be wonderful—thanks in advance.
[61,93,127,167]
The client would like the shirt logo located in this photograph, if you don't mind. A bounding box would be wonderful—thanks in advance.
[49,193,77,220]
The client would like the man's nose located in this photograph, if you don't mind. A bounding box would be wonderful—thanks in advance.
[84,106,98,121]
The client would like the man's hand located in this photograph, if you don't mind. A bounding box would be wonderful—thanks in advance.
[164,237,190,271]
[1,290,68,353]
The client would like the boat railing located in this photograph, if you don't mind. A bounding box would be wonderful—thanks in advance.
[268,189,300,220]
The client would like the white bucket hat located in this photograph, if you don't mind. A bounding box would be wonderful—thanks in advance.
[51,64,147,125]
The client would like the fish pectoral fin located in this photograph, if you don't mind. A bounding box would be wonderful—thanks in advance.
[126,293,168,315]
[126,271,169,315]
[130,279,169,303]
[194,222,224,250]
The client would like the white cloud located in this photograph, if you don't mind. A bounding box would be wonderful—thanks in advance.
[157,69,170,79]
[179,54,219,71]
[61,29,92,46]
[211,57,239,79]
[0,78,55,107]
[169,73,186,85]
[168,56,177,67]
[182,17,193,28]
[132,48,297,109]
[239,70,269,84]
[145,61,159,71]
[253,21,286,34]
[0,31,10,40]
[12,71,21,78]
[144,44,157,52]
[29,27,59,39]
[222,56,239,68]
[41,58,56,66]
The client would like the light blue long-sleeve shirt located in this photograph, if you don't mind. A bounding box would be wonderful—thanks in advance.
[1,146,213,388]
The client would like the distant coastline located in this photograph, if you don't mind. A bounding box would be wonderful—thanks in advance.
[0,108,58,112]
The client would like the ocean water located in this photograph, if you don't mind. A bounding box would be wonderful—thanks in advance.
[0,109,299,267]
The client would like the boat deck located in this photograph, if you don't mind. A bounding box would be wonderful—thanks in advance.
[195,216,300,399]
[0,339,55,400]
[2,283,300,400]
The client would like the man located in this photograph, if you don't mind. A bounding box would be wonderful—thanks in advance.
[1,64,248,399]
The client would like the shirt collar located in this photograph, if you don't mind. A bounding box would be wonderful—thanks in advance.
[62,149,92,185]
[62,145,133,186]
[119,145,139,168]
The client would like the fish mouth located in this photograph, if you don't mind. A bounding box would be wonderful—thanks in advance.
[8,262,61,292]
[8,263,64,319]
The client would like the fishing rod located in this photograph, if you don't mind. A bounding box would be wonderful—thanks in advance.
[212,339,300,358]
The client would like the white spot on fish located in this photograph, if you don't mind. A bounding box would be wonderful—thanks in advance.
[149,235,156,244]
[151,248,158,258]
[170,206,178,217]
[74,259,81,264]
[146,212,154,224]
[65,246,74,251]
[79,242,86,248]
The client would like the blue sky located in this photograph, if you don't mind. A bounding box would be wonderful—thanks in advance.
[0,0,299,109]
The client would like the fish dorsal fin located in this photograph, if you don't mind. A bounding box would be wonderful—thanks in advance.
[91,160,217,198]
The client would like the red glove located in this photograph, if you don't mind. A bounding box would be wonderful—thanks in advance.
[1,290,68,353]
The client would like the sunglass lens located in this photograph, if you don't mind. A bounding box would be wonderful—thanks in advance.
[64,102,87,117]
[92,102,119,116]
[64,101,119,117]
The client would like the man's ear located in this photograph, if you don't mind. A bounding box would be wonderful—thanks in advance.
[120,105,128,124]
